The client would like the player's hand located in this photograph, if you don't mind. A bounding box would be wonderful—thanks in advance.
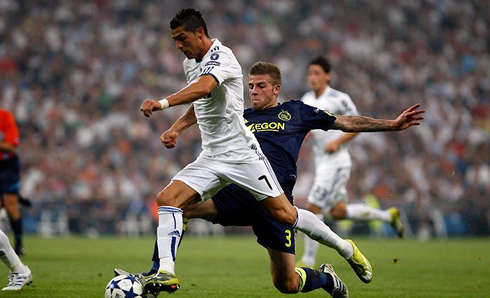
[324,141,340,153]
[393,103,425,130]
[161,130,179,148]
[140,99,163,117]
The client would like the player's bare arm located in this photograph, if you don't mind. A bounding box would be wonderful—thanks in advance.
[160,105,198,149]
[331,103,425,132]
[140,75,218,117]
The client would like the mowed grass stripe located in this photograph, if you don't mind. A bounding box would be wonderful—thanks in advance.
[1,236,489,297]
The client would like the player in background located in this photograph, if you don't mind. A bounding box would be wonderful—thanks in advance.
[139,9,371,293]
[119,62,424,297]
[298,56,405,268]
[0,228,32,291]
[0,109,25,255]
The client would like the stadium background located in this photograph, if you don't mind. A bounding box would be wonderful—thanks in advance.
[0,0,488,240]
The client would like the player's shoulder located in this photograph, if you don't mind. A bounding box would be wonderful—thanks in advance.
[204,39,237,62]
[327,87,352,101]
[282,99,304,109]
[300,91,316,102]
[281,99,310,115]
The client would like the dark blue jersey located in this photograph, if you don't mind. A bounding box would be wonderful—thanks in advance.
[244,100,337,195]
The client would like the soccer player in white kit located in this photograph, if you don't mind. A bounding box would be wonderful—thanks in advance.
[139,9,373,294]
[299,56,405,268]
[0,229,32,290]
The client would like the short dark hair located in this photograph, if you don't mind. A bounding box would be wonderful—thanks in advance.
[170,8,209,37]
[249,62,282,85]
[309,56,331,73]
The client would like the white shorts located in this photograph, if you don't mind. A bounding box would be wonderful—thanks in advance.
[307,167,350,212]
[172,145,283,201]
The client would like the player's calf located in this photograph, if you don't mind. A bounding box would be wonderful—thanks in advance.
[272,275,300,294]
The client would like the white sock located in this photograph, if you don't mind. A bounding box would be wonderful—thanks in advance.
[0,229,25,273]
[157,206,183,275]
[294,207,353,259]
[346,204,392,222]
[300,213,323,267]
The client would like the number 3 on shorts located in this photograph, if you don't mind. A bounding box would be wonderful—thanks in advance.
[285,230,292,247]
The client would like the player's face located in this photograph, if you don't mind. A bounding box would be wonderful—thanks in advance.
[307,65,330,93]
[248,74,280,111]
[171,26,204,59]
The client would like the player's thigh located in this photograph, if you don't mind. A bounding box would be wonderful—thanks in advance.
[307,167,350,212]
[211,184,256,226]
[171,156,228,202]
[0,158,20,197]
[253,205,296,256]
[217,153,283,201]
[156,180,202,208]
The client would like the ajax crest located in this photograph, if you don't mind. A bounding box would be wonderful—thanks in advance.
[278,110,291,121]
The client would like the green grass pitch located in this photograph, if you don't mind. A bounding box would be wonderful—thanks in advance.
[1,236,489,297]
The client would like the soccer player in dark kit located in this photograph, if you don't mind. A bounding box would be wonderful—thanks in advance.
[120,62,424,297]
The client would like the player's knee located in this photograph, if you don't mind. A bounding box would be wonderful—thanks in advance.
[156,190,178,207]
[271,208,296,226]
[307,202,323,215]
[330,204,347,220]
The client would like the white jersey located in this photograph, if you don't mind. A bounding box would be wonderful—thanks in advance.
[301,86,359,168]
[183,38,257,157]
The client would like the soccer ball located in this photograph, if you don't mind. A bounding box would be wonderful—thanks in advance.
[105,275,145,298]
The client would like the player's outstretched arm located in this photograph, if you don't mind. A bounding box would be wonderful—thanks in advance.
[160,104,198,149]
[140,75,218,117]
[331,103,425,132]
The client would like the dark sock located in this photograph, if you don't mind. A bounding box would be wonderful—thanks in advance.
[142,239,159,276]
[151,262,159,271]
[151,239,159,263]
[296,267,332,293]
[9,218,23,251]
[177,218,188,248]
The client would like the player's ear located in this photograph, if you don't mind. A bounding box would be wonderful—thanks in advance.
[273,84,281,96]
[196,27,205,39]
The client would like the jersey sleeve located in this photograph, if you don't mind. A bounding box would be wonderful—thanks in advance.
[298,101,337,131]
[1,111,19,147]
[199,50,241,85]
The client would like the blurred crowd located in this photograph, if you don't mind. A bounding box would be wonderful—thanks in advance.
[0,0,488,237]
